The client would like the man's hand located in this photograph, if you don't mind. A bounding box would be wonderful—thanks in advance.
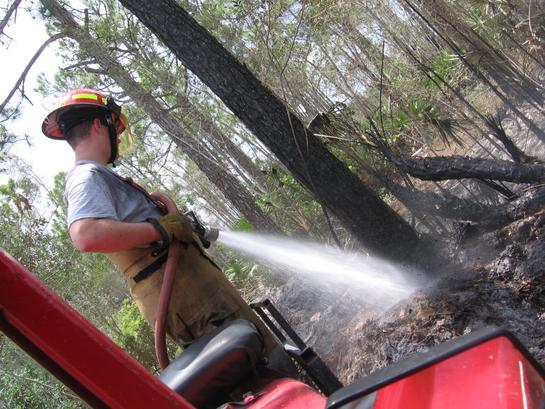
[148,212,194,245]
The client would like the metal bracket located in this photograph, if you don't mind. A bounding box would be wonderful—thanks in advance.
[250,298,343,395]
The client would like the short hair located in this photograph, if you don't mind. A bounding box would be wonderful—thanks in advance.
[59,108,105,149]
[65,120,95,149]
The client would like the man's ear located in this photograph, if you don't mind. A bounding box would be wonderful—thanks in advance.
[91,117,104,133]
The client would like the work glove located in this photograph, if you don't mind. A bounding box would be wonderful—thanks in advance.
[148,212,194,245]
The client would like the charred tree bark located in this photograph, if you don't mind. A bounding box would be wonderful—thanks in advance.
[42,0,280,234]
[117,0,421,263]
[389,183,493,222]
[479,186,545,229]
[395,155,545,183]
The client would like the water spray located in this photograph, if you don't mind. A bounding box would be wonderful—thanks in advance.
[213,230,418,307]
[184,217,418,306]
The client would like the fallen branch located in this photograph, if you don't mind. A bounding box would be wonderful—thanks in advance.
[395,155,545,183]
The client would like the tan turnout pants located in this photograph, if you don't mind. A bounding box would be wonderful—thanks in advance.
[106,236,276,354]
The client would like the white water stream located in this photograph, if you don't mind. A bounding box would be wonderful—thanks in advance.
[218,231,417,306]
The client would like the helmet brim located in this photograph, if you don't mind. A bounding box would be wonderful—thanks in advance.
[42,103,125,139]
[42,103,108,140]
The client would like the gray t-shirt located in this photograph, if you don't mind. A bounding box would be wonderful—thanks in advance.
[65,160,162,228]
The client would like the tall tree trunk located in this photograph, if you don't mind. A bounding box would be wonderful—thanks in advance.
[117,0,421,262]
[41,0,280,234]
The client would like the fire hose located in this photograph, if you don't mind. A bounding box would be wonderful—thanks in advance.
[148,192,220,370]
[149,192,181,370]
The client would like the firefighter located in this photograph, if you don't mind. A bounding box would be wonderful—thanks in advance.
[41,88,276,353]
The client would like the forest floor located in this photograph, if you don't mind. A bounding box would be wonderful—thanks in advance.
[266,101,545,386]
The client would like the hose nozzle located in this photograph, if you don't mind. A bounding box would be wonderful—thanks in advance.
[202,227,219,243]
[185,211,219,248]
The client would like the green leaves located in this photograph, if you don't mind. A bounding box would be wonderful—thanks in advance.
[116,299,149,339]
[0,340,82,408]
[232,217,254,232]
[111,299,173,370]
[424,49,464,89]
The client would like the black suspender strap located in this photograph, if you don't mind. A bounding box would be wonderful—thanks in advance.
[132,241,214,284]
[133,252,169,283]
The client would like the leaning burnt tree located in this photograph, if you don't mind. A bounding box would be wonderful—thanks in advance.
[357,106,545,232]
[117,0,421,264]
[306,92,545,237]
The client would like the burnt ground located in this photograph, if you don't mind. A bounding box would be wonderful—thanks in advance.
[333,202,545,384]
[264,104,545,386]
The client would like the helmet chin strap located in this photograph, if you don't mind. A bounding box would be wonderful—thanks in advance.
[101,114,119,166]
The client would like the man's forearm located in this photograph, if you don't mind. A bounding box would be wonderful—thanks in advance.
[69,218,162,253]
